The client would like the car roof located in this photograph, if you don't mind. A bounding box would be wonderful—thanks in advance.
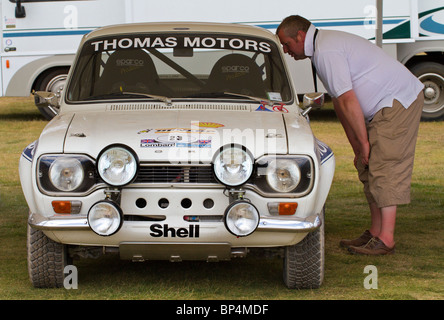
[82,21,277,43]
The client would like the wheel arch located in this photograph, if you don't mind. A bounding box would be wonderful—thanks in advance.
[404,51,444,70]
[403,51,444,121]
[4,54,75,96]
[31,65,71,92]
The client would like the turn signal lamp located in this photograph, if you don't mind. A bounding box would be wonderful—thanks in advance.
[267,202,298,216]
[52,200,82,214]
[278,203,298,215]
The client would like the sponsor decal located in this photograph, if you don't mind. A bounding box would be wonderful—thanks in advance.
[21,140,38,162]
[137,129,153,134]
[90,35,272,53]
[150,224,200,238]
[116,59,144,67]
[272,104,288,113]
[222,65,249,73]
[139,123,217,148]
[140,139,175,148]
[154,128,216,134]
[198,122,224,128]
[176,140,212,148]
[255,101,288,113]
[316,139,334,164]
[255,104,273,112]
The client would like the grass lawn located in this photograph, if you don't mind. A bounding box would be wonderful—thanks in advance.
[0,97,443,300]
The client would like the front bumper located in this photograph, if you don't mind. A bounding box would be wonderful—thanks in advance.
[29,211,321,261]
[28,211,321,233]
[28,186,322,250]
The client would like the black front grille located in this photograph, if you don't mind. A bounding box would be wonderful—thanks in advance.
[135,165,217,184]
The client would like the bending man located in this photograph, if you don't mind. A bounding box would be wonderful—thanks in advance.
[277,15,424,255]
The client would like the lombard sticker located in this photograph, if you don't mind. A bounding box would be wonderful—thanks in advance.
[140,139,174,148]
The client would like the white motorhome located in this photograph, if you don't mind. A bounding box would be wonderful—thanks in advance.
[2,0,444,120]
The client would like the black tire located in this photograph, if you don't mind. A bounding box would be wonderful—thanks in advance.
[410,62,444,121]
[34,68,69,120]
[27,224,71,288]
[283,208,325,289]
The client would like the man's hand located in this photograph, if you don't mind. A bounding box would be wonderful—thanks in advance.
[360,140,370,166]
[332,90,370,168]
[354,140,370,169]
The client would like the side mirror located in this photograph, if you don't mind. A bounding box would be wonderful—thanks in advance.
[15,0,26,18]
[301,92,324,117]
[33,91,60,109]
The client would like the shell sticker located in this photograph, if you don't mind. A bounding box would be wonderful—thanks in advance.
[198,122,224,128]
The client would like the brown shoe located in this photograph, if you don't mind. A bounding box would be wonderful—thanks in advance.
[348,237,395,255]
[339,230,373,248]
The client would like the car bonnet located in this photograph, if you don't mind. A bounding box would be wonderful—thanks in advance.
[63,108,289,162]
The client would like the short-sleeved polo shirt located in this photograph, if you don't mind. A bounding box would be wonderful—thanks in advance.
[305,24,424,122]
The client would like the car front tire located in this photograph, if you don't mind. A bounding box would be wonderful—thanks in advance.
[27,224,71,288]
[283,208,325,289]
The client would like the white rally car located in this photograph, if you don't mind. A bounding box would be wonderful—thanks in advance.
[20,22,335,289]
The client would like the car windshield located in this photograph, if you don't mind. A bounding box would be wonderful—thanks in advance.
[66,32,292,103]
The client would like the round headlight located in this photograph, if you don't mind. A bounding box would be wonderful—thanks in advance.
[213,145,253,187]
[97,145,138,186]
[49,157,84,191]
[88,200,123,236]
[224,201,259,237]
[266,159,301,192]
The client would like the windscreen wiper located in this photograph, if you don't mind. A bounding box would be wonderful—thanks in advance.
[122,92,172,105]
[186,91,273,105]
[85,91,172,105]
[222,92,273,105]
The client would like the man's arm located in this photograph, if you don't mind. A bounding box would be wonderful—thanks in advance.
[332,89,370,166]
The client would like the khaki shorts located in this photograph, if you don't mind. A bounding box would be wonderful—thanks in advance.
[357,93,423,208]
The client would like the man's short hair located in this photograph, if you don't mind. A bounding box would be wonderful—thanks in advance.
[277,15,311,38]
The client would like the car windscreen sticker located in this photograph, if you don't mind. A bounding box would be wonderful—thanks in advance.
[89,35,272,53]
[267,92,282,101]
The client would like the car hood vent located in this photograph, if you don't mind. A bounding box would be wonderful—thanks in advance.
[107,103,250,112]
